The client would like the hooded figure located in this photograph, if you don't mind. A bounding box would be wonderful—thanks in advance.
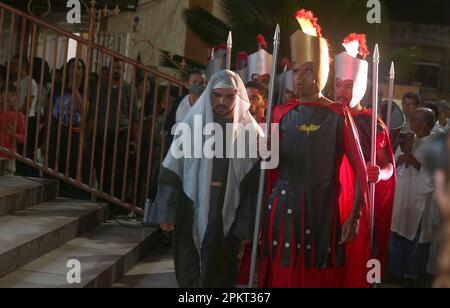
[150,70,262,288]
[276,59,294,105]
[235,51,249,82]
[334,33,369,109]
[334,33,396,280]
[205,45,227,81]
[247,34,273,87]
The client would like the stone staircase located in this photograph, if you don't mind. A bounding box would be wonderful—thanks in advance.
[0,175,159,288]
[113,244,177,288]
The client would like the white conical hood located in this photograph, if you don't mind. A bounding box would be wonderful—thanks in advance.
[334,33,369,108]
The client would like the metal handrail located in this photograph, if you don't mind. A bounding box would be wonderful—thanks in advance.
[0,2,185,213]
[0,2,184,87]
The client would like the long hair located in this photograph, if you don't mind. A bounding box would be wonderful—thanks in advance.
[60,58,86,94]
[32,57,51,84]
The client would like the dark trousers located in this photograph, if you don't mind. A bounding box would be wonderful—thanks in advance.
[16,116,40,177]
[48,122,91,200]
[173,201,240,288]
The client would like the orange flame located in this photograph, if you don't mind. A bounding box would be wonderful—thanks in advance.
[295,9,322,38]
[342,33,369,59]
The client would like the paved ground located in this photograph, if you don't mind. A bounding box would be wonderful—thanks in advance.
[112,242,431,288]
[113,244,177,288]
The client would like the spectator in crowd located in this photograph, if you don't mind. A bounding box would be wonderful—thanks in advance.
[0,84,25,175]
[175,71,205,124]
[88,72,99,100]
[401,92,421,134]
[245,81,267,123]
[31,57,52,155]
[48,58,90,199]
[435,101,450,132]
[55,68,63,86]
[88,60,137,202]
[165,71,205,140]
[389,107,440,287]
[422,101,445,135]
[11,55,38,116]
[10,55,39,176]
[136,77,154,118]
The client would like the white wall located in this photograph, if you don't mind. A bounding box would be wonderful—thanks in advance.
[105,0,189,73]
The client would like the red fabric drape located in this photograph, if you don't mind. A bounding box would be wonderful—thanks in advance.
[240,100,372,288]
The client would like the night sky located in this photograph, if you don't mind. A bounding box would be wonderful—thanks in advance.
[385,0,450,26]
[3,0,450,26]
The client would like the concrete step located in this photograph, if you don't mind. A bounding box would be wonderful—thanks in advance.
[0,222,158,288]
[0,176,59,217]
[113,244,177,288]
[0,199,105,277]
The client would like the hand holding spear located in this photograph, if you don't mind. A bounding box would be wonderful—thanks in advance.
[248,24,281,288]
[370,44,380,257]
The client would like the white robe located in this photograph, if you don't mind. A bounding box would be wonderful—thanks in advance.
[162,70,262,254]
[391,135,438,243]
[431,120,450,135]
[175,95,193,124]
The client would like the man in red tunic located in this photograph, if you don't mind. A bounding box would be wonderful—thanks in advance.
[258,10,371,288]
[334,33,396,281]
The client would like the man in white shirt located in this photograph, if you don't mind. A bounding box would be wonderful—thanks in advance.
[11,55,38,117]
[434,100,450,133]
[10,55,39,176]
[400,92,421,135]
[175,71,206,124]
[422,101,445,135]
[389,107,439,284]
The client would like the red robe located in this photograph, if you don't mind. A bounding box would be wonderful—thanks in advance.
[341,109,396,279]
[238,99,370,288]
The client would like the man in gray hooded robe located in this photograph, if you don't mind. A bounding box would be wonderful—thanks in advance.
[150,70,262,288]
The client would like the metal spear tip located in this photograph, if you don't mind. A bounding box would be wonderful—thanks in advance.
[227,31,233,46]
[373,44,380,62]
[390,61,395,78]
[274,24,281,42]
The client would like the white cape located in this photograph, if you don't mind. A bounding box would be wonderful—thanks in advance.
[162,70,262,253]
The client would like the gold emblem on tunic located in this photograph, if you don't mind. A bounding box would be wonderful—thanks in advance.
[297,124,321,136]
